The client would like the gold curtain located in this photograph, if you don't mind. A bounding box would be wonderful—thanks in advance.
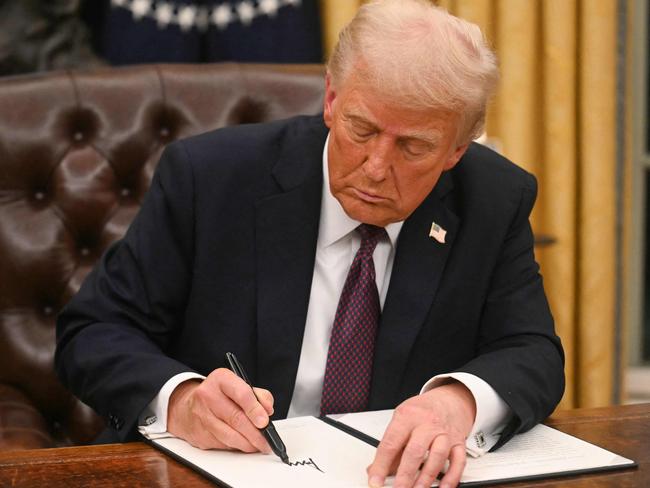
[320,0,619,409]
[320,1,365,60]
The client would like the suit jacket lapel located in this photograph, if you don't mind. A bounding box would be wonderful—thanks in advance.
[255,117,328,419]
[369,171,459,409]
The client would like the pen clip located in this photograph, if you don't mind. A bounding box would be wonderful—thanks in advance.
[225,352,252,386]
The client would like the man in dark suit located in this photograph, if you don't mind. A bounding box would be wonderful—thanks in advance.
[55,1,564,487]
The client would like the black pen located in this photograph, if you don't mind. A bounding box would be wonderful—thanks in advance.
[225,352,289,465]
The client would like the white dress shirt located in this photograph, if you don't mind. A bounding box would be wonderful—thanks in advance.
[139,134,511,456]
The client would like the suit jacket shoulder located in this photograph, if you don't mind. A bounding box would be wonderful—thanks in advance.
[170,114,327,194]
[450,142,537,225]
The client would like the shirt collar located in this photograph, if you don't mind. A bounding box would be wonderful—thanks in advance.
[319,133,403,249]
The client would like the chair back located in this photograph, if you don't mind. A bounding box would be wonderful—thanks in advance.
[0,63,325,449]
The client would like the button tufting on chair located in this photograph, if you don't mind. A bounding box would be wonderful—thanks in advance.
[0,63,325,450]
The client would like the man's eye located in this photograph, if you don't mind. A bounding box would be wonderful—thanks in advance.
[355,131,373,139]
[349,125,375,140]
[403,145,429,158]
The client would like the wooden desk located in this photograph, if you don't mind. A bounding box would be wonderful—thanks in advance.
[0,403,647,487]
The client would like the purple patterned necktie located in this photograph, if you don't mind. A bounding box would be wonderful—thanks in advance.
[320,224,387,415]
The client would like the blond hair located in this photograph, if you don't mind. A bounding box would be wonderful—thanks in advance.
[328,0,499,144]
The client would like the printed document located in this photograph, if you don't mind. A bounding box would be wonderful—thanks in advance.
[149,409,635,487]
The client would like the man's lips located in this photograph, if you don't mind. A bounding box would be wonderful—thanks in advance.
[352,188,387,203]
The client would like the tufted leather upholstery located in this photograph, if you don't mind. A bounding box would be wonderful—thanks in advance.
[0,63,325,450]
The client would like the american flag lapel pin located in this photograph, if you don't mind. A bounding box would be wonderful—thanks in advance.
[429,221,447,244]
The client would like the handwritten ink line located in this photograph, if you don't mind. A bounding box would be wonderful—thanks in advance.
[288,457,324,473]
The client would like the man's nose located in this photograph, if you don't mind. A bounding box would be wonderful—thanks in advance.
[362,138,393,181]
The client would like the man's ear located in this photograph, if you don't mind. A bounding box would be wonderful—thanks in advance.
[323,74,337,129]
[443,143,470,171]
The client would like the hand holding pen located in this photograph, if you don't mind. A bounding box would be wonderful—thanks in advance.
[166,360,278,455]
[226,352,290,464]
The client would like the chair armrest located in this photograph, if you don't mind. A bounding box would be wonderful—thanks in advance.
[0,383,54,450]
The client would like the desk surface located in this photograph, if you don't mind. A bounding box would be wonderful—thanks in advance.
[0,403,647,487]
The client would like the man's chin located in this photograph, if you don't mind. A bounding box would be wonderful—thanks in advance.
[339,201,397,227]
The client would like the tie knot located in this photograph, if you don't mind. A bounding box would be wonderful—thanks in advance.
[357,224,387,252]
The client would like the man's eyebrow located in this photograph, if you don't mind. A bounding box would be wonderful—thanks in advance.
[344,112,377,127]
[399,133,440,146]
[396,128,442,147]
[344,110,441,145]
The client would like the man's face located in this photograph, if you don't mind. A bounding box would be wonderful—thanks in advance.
[323,73,469,227]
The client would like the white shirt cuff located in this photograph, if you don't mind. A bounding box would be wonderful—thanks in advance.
[420,372,512,457]
[137,372,205,440]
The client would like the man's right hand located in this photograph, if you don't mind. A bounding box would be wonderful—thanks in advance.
[167,368,275,453]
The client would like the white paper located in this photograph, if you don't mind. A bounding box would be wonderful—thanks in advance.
[337,409,394,440]
[152,411,634,487]
[153,416,377,488]
[338,410,635,484]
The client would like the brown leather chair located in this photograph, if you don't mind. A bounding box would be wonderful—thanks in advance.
[0,63,325,450]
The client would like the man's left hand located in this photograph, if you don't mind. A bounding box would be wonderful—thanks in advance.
[367,381,476,488]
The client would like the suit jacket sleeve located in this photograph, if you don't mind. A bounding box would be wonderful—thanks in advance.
[457,171,564,449]
[55,141,198,441]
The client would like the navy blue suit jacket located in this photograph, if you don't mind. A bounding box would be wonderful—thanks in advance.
[55,115,564,446]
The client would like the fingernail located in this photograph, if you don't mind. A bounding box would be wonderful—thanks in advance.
[255,416,267,427]
[439,484,450,488]
[368,476,384,487]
